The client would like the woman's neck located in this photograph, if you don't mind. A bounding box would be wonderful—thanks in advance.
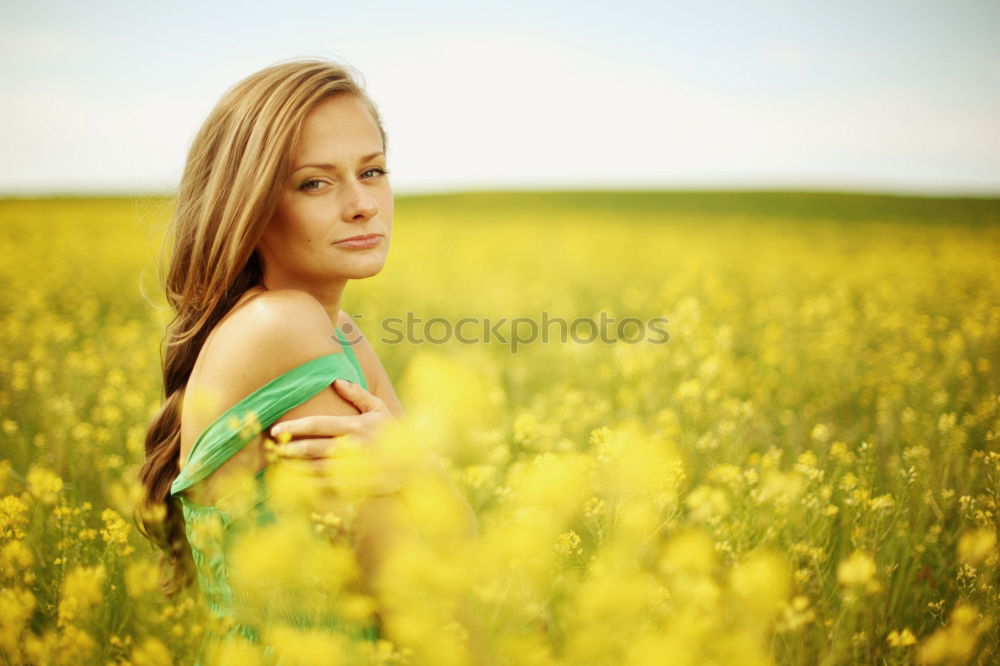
[257,275,347,326]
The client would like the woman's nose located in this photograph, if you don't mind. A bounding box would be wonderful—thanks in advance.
[341,179,378,222]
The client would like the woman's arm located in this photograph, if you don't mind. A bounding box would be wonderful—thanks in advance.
[274,377,479,540]
[332,313,476,537]
[336,310,406,419]
[251,301,484,655]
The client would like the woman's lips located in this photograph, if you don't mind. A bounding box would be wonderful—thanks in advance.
[333,233,382,249]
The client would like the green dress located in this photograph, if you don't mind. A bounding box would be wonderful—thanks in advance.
[170,328,380,663]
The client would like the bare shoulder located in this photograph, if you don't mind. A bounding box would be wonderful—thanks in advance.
[222,288,335,352]
[183,288,357,438]
[179,288,360,501]
[206,288,343,389]
[181,288,358,455]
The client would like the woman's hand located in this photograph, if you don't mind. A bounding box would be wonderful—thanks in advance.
[268,378,412,497]
[269,378,395,451]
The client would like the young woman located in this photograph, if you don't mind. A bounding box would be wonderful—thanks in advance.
[137,59,477,661]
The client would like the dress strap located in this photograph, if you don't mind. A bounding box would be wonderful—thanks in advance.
[171,352,364,496]
[334,326,368,391]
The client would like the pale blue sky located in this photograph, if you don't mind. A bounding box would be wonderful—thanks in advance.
[2,0,999,194]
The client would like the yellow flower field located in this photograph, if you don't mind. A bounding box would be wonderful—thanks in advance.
[1,191,999,665]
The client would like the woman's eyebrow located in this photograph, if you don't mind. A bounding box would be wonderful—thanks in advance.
[292,151,385,173]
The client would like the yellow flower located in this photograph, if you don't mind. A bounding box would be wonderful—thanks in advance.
[462,463,497,491]
[100,508,134,555]
[56,625,96,662]
[264,626,350,666]
[796,450,818,469]
[659,528,717,578]
[0,587,37,656]
[232,409,262,442]
[124,559,160,597]
[685,484,731,521]
[583,495,607,518]
[917,602,990,664]
[706,463,743,488]
[829,441,855,464]
[729,549,792,619]
[755,469,805,506]
[513,412,540,447]
[338,593,378,623]
[957,527,997,566]
[58,564,106,627]
[130,637,173,666]
[1,540,33,577]
[205,636,264,666]
[887,628,917,647]
[837,550,881,594]
[27,465,63,505]
[228,518,360,620]
[810,423,831,443]
[777,595,816,633]
[556,530,583,558]
[0,495,29,539]
[868,493,896,512]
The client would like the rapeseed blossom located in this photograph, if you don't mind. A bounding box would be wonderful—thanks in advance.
[1,193,999,664]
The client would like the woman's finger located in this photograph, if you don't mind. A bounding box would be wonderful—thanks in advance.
[270,415,356,440]
[333,378,387,414]
[275,436,343,459]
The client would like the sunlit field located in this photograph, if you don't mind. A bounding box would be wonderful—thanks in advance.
[1,190,999,665]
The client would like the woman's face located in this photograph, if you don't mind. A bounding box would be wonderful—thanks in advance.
[257,93,393,288]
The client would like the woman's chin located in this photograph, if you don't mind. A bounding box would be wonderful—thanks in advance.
[341,259,387,280]
[346,268,384,280]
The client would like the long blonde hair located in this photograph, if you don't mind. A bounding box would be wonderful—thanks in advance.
[137,59,387,593]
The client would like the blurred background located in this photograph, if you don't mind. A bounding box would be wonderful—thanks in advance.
[2,0,999,196]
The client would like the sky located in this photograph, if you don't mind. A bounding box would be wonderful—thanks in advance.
[1,0,999,195]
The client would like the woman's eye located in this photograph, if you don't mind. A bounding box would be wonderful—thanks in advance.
[362,167,389,179]
[299,179,326,191]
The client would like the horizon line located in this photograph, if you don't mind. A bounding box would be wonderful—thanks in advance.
[2,184,1000,201]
